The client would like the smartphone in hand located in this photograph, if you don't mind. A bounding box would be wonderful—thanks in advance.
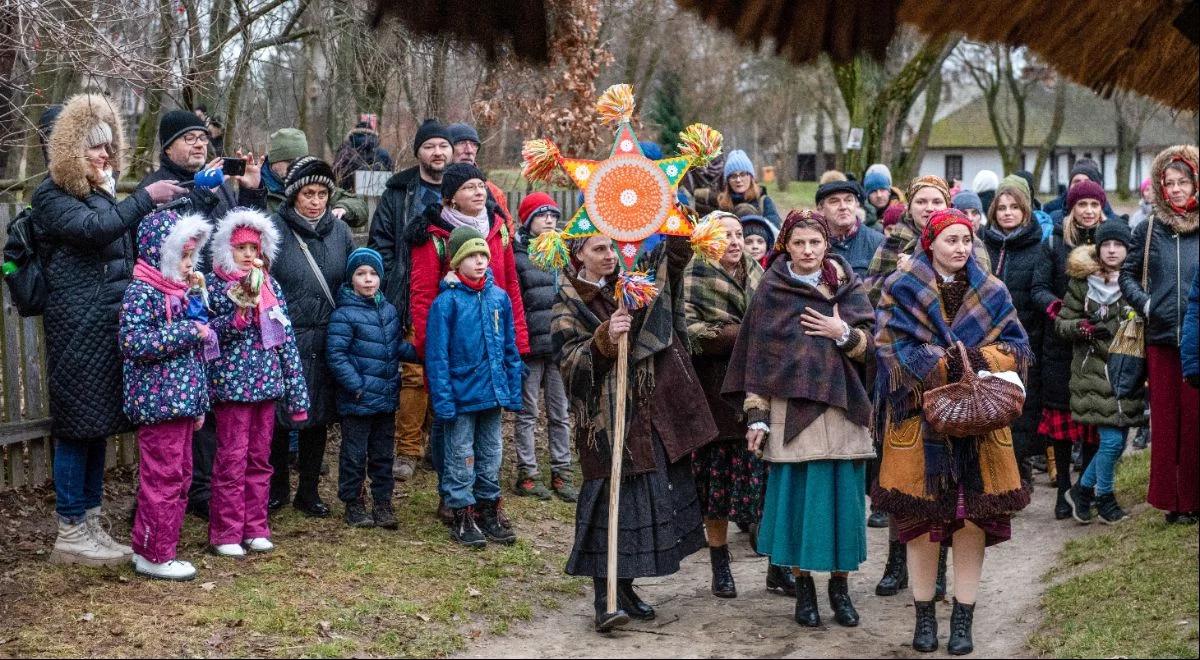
[222,157,247,176]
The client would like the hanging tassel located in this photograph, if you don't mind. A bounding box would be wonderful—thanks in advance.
[690,214,731,264]
[529,230,570,271]
[595,84,635,125]
[614,270,659,310]
[677,123,723,167]
[521,138,562,183]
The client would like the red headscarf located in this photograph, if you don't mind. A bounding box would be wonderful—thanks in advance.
[920,208,974,252]
[769,208,840,286]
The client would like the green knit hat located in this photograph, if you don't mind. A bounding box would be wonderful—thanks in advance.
[268,128,309,164]
[998,173,1031,203]
[448,226,490,269]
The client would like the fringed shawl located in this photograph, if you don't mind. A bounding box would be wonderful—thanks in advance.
[682,252,762,350]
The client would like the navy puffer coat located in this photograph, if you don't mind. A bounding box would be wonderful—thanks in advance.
[326,284,417,416]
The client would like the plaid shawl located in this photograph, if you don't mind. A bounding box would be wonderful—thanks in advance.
[865,214,991,304]
[682,252,762,351]
[874,250,1031,499]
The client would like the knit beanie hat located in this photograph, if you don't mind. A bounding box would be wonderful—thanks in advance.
[345,247,385,281]
[723,149,755,179]
[816,179,864,206]
[413,118,451,156]
[952,190,983,216]
[1014,170,1036,196]
[999,173,1031,200]
[863,169,891,194]
[448,226,490,269]
[972,170,999,193]
[85,121,113,149]
[1094,220,1132,249]
[447,122,481,146]
[1066,179,1107,210]
[881,203,906,229]
[920,208,974,252]
[739,214,776,244]
[865,163,892,183]
[283,156,336,202]
[907,175,951,206]
[1069,158,1103,185]
[159,109,209,149]
[639,141,664,160]
[517,192,561,229]
[230,226,261,248]
[441,162,487,200]
[268,128,309,164]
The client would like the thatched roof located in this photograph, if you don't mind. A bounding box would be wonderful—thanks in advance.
[374,0,1199,112]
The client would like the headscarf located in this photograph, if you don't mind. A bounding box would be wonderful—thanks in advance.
[919,208,975,253]
[768,209,839,287]
[1161,155,1199,215]
[907,175,951,208]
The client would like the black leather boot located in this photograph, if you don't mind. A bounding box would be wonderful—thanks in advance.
[875,540,908,596]
[593,578,630,633]
[617,579,655,620]
[766,563,797,596]
[709,545,737,598]
[934,546,948,601]
[1054,486,1072,520]
[793,574,821,627]
[827,574,859,627]
[947,598,975,655]
[912,599,939,652]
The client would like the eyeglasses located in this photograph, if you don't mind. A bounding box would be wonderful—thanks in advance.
[180,132,210,145]
[458,182,488,192]
[727,172,751,181]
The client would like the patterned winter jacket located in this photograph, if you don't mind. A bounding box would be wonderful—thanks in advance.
[119,210,213,426]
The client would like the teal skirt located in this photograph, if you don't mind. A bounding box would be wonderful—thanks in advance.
[758,460,867,572]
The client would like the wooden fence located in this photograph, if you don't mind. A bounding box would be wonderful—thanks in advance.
[0,187,577,490]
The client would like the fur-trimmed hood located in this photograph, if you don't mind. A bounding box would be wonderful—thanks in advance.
[137,210,212,282]
[48,94,126,200]
[1150,144,1199,235]
[1065,244,1102,280]
[211,207,281,274]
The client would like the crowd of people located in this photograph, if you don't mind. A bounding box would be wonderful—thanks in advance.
[19,91,1199,655]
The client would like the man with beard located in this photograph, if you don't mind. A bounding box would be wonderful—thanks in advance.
[368,119,453,483]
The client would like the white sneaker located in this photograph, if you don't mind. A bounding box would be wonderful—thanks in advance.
[49,518,126,566]
[212,543,246,557]
[84,507,133,559]
[132,554,196,581]
[243,537,274,553]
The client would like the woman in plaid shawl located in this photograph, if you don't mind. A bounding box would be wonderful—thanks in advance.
[723,209,876,629]
[552,233,717,632]
[872,208,1031,655]
[682,211,772,600]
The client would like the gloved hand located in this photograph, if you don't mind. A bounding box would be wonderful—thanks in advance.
[1046,299,1063,320]
[1078,320,1096,339]
[1091,324,1113,342]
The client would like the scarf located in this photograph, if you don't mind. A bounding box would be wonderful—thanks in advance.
[454,271,488,292]
[1162,156,1199,216]
[214,263,285,349]
[873,251,1030,492]
[440,205,490,234]
[682,252,762,351]
[134,259,220,360]
[723,255,875,440]
[1086,273,1122,318]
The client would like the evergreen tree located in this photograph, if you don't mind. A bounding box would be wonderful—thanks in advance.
[650,71,686,156]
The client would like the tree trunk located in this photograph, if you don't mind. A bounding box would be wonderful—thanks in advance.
[895,74,942,184]
[129,0,176,180]
[425,35,450,120]
[1033,81,1066,195]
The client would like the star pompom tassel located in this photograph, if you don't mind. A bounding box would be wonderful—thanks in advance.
[595,84,635,125]
[677,123,723,167]
[614,270,659,310]
[521,138,562,183]
[689,214,731,264]
[529,230,570,271]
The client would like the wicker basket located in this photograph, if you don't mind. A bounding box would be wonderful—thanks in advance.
[922,341,1025,436]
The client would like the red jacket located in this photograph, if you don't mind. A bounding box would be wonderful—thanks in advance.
[405,203,530,357]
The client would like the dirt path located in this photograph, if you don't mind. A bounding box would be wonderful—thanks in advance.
[458,483,1088,659]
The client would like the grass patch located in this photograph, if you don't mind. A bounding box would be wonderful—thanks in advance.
[1030,450,1200,659]
[0,435,586,658]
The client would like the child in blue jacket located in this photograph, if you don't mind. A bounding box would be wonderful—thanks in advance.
[426,227,525,548]
[327,247,417,529]
[120,209,216,581]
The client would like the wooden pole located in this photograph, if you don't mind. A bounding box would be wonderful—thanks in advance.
[605,298,629,615]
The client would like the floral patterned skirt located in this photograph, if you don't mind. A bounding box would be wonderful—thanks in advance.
[691,440,764,524]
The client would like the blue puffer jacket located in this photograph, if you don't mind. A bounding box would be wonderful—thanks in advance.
[326,284,417,416]
[119,210,213,426]
[425,270,525,420]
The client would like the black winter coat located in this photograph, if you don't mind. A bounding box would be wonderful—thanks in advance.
[1031,221,1097,409]
[513,229,559,359]
[368,166,428,330]
[269,206,357,429]
[1120,214,1200,346]
[137,158,266,223]
[982,220,1046,448]
[31,178,155,439]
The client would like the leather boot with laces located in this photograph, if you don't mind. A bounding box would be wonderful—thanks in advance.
[827,574,859,627]
[709,545,737,598]
[875,540,908,596]
[912,599,939,652]
[948,598,975,655]
[475,499,517,544]
[344,498,374,528]
[793,573,821,627]
[85,507,133,559]
[450,506,486,548]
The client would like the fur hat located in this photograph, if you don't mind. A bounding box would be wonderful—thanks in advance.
[283,156,336,202]
[137,209,212,282]
[48,94,127,200]
[212,207,281,273]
